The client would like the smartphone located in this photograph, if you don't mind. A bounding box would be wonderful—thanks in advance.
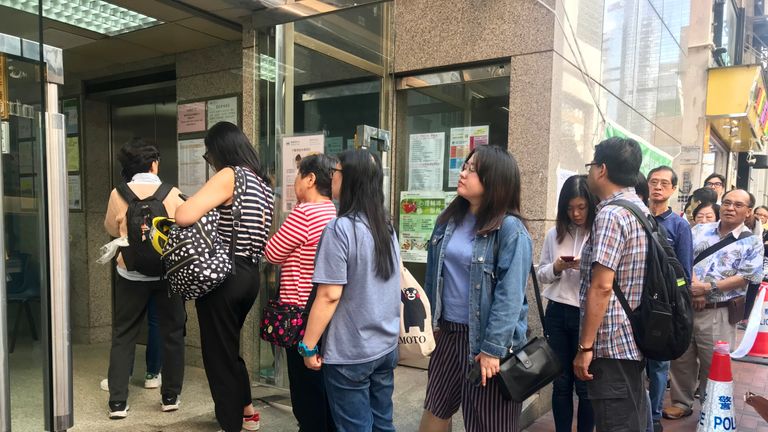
[466,362,482,387]
[561,256,575,262]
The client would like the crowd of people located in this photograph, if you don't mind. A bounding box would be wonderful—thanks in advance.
[99,123,768,432]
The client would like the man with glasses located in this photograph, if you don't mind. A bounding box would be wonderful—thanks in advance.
[703,173,726,203]
[645,166,693,432]
[575,137,649,432]
[664,189,763,420]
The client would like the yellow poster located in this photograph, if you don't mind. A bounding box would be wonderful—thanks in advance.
[66,137,79,171]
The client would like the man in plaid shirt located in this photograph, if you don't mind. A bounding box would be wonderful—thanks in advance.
[574,137,649,432]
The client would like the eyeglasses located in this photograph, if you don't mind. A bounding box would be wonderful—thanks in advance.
[584,162,600,170]
[330,167,342,175]
[202,151,212,165]
[648,179,673,188]
[705,181,724,188]
[461,162,477,173]
[721,200,749,209]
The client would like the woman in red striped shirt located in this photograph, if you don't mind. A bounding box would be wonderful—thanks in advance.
[264,154,338,432]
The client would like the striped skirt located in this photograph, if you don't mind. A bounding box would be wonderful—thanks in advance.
[424,320,522,432]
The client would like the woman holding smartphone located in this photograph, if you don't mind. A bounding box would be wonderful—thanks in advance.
[536,175,597,432]
[419,145,532,432]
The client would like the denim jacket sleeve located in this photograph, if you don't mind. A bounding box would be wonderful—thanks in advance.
[423,223,443,320]
[480,216,533,358]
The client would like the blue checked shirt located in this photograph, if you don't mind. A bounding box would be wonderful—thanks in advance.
[691,222,763,303]
[579,188,648,361]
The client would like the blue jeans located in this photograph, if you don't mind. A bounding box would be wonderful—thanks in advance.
[545,301,594,432]
[323,348,398,432]
[145,296,162,375]
[646,359,669,422]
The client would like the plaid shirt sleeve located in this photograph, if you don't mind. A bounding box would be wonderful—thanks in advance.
[590,209,624,271]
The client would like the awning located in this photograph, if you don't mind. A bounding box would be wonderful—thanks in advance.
[705,64,768,152]
[604,122,673,176]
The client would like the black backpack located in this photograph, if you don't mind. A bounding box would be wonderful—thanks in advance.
[116,182,174,277]
[609,200,694,361]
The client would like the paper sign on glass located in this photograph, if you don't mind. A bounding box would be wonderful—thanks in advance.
[177,102,206,133]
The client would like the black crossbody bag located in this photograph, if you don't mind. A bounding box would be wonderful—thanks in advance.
[488,226,564,402]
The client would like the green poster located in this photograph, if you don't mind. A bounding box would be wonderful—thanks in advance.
[604,122,672,175]
[399,191,446,263]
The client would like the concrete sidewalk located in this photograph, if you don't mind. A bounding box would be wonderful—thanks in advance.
[69,343,461,431]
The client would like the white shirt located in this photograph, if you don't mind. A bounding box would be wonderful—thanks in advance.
[537,225,589,307]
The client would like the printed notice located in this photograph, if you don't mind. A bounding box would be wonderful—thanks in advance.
[178,138,207,196]
[67,137,79,171]
[325,136,344,156]
[177,102,206,133]
[408,132,445,191]
[399,191,447,263]
[68,174,81,210]
[207,97,238,127]
[448,126,488,187]
[281,134,325,212]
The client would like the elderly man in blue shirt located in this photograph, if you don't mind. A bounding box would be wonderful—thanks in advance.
[664,188,763,421]
[644,166,693,432]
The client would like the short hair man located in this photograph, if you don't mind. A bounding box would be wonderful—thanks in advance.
[646,166,694,431]
[575,137,649,432]
[664,189,763,420]
[703,173,726,203]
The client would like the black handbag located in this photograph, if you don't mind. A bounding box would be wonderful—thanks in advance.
[491,229,563,402]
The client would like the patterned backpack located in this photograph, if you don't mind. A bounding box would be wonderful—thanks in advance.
[162,167,246,300]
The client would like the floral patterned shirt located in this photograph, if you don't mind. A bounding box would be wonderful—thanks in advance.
[691,222,764,303]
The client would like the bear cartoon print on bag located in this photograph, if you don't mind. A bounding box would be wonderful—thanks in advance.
[401,287,427,333]
[398,265,436,361]
[161,166,247,300]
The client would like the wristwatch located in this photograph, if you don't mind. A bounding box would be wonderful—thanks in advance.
[298,341,319,357]
[577,343,594,353]
[709,280,720,295]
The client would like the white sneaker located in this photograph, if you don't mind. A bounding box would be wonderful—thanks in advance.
[144,373,161,389]
[100,378,109,392]
[108,401,129,419]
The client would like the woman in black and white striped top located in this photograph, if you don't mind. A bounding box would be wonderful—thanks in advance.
[175,121,273,432]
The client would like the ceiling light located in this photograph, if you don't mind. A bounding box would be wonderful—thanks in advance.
[0,0,163,36]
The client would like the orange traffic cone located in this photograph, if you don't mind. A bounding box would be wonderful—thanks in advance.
[698,341,737,431]
[748,293,768,357]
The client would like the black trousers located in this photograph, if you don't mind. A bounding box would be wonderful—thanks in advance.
[196,257,259,432]
[285,346,336,432]
[108,275,186,402]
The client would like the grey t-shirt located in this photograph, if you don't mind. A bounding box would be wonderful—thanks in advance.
[312,215,401,365]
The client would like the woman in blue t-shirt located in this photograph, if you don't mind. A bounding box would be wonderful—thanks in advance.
[301,149,401,432]
[419,145,533,432]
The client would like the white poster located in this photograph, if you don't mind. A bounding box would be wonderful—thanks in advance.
[408,132,445,191]
[448,126,489,187]
[68,175,81,210]
[281,134,325,212]
[207,96,238,127]
[556,168,578,201]
[178,138,207,196]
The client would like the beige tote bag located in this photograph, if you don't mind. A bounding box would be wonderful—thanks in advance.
[398,264,436,361]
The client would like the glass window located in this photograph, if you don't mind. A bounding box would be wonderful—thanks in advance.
[394,64,510,279]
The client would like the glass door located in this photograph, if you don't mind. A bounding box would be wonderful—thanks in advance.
[2,52,47,432]
[0,9,71,430]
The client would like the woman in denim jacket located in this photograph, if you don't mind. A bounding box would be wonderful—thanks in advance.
[418,145,532,432]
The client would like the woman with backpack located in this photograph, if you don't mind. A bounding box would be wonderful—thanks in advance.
[174,122,274,432]
[264,154,338,431]
[300,150,401,431]
[536,175,597,432]
[103,138,187,419]
[418,145,532,432]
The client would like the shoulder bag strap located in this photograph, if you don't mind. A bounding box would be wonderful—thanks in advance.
[116,183,139,203]
[693,231,752,266]
[152,183,174,202]
[600,199,653,317]
[529,265,547,336]
[229,166,247,273]
[491,218,548,336]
